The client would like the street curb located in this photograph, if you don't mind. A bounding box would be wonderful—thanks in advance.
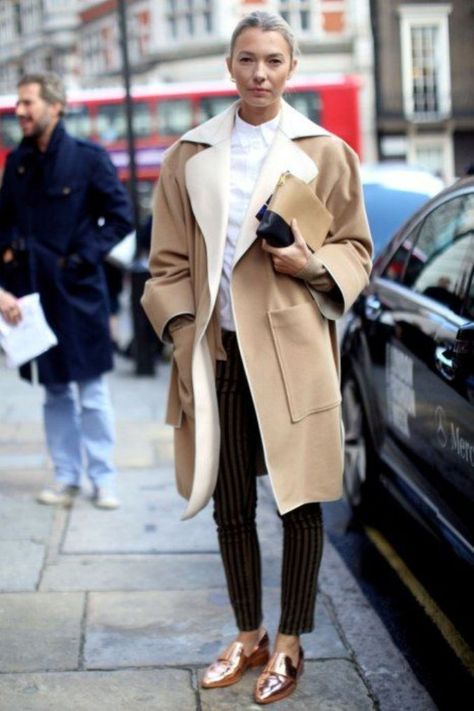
[320,540,436,710]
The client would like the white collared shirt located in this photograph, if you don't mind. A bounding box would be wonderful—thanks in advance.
[219,111,279,331]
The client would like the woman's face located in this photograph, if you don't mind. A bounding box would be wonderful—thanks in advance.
[226,27,297,125]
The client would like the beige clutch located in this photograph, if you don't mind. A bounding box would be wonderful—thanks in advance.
[256,171,333,250]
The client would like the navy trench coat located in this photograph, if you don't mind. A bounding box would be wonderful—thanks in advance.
[0,121,132,384]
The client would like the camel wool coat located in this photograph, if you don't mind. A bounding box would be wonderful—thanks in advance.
[142,100,372,520]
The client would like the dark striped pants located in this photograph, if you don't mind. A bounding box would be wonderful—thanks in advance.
[213,330,324,635]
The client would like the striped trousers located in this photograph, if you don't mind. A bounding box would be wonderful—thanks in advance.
[213,330,324,635]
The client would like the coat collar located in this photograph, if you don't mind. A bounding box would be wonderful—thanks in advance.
[18,120,66,158]
[182,100,328,318]
[181,99,329,146]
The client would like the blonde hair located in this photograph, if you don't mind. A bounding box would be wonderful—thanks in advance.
[229,11,299,60]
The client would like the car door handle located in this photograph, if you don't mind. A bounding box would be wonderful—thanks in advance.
[435,346,455,381]
[365,294,382,319]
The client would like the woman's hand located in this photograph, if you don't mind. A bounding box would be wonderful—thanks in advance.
[0,289,22,325]
[261,218,312,276]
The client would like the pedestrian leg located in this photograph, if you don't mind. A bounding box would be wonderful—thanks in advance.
[43,382,82,486]
[213,331,262,631]
[37,383,83,505]
[78,376,119,508]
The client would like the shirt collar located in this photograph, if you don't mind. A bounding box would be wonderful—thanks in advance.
[233,110,280,148]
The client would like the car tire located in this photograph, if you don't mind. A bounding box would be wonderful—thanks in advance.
[341,368,378,515]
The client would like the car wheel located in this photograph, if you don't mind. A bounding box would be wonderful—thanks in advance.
[341,370,375,512]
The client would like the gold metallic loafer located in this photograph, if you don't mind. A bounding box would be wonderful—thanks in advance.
[201,631,270,689]
[254,647,304,705]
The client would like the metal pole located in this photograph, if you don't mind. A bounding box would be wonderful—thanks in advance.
[117,0,156,375]
[117,0,139,231]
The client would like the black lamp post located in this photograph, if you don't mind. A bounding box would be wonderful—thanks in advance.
[117,0,156,375]
[117,0,139,231]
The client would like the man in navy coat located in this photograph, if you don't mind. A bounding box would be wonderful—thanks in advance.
[0,72,133,509]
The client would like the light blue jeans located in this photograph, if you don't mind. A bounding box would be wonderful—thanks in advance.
[43,376,116,489]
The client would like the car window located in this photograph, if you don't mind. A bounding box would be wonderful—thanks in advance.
[384,194,474,316]
[382,223,421,284]
[465,267,474,320]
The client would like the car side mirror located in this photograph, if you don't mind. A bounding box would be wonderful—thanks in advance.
[453,322,474,373]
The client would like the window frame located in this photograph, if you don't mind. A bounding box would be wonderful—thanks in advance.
[399,3,452,122]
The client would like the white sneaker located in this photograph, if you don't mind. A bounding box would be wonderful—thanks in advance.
[37,483,80,506]
[93,486,120,510]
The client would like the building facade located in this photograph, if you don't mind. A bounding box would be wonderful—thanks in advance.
[0,0,80,93]
[0,0,377,161]
[370,0,474,180]
[78,0,376,160]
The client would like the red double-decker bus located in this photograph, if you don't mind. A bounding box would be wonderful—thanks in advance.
[0,75,361,208]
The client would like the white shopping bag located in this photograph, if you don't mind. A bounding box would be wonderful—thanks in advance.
[0,293,58,368]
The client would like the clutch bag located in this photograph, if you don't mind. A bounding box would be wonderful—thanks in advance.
[256,171,333,250]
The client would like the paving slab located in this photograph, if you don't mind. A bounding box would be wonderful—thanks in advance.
[39,553,282,592]
[0,450,48,470]
[63,469,219,554]
[0,421,44,443]
[0,367,43,423]
[115,421,172,442]
[39,553,227,592]
[113,442,157,468]
[0,495,53,541]
[198,659,374,710]
[0,593,84,672]
[0,669,196,711]
[0,541,45,591]
[0,468,49,497]
[62,469,286,556]
[109,364,169,422]
[84,587,347,669]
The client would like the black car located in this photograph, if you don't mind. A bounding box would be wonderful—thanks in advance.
[341,176,474,565]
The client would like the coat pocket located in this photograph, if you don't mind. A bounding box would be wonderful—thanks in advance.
[171,320,195,420]
[268,301,341,422]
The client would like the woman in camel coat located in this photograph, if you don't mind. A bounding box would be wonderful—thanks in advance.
[142,10,372,705]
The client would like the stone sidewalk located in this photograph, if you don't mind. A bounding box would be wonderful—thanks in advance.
[0,355,435,710]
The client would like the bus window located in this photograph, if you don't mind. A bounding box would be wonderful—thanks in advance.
[0,112,21,148]
[198,96,236,122]
[97,101,151,142]
[157,99,192,135]
[64,105,91,140]
[97,104,126,143]
[284,91,321,124]
[133,101,153,138]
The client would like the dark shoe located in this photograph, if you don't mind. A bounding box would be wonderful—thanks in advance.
[254,647,304,704]
[201,630,270,689]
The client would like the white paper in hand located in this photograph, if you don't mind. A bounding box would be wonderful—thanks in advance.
[0,293,58,368]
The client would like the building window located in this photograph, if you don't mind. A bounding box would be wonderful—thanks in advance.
[13,0,22,36]
[399,4,452,121]
[130,7,151,61]
[408,132,454,182]
[278,1,346,35]
[279,1,312,32]
[166,0,214,40]
[319,0,345,33]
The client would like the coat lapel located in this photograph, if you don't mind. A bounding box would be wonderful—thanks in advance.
[185,141,230,310]
[232,131,319,267]
[182,98,329,298]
